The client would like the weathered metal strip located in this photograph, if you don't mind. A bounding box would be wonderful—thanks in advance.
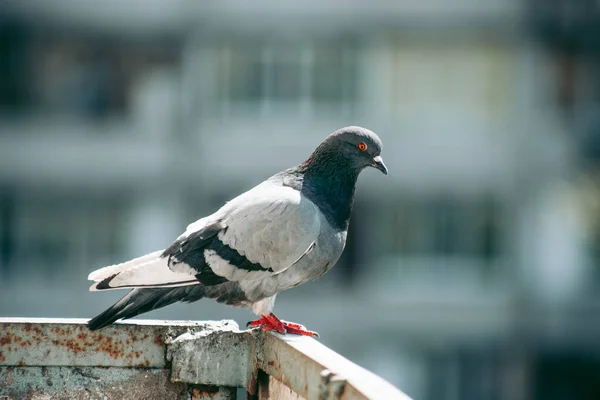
[0,318,224,368]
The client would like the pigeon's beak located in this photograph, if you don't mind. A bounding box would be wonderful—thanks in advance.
[371,155,388,175]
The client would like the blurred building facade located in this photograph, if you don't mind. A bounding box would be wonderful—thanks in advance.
[1,1,600,399]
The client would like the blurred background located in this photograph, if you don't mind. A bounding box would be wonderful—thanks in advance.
[1,1,600,399]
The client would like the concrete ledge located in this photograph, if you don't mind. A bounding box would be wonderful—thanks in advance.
[167,320,256,388]
[0,318,412,400]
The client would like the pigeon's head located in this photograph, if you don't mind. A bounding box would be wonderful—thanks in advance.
[317,126,387,175]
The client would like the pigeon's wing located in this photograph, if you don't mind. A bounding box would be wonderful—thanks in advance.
[88,182,321,291]
[206,182,321,281]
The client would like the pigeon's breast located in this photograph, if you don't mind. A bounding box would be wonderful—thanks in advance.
[289,220,347,281]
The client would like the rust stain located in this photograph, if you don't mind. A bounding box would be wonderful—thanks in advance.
[0,332,14,346]
[1,325,166,366]
[191,384,220,398]
[22,325,42,335]
[17,360,24,367]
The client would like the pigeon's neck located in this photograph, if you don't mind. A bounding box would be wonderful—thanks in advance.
[296,152,360,231]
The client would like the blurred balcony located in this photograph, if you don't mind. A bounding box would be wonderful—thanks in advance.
[3,0,523,35]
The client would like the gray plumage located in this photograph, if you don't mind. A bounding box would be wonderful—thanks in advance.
[87,126,387,330]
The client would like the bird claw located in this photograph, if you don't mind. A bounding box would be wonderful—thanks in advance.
[247,312,319,337]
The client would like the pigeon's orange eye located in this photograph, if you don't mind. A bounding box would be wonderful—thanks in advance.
[357,142,368,151]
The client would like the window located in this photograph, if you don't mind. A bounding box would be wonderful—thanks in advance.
[7,196,127,282]
[426,350,505,400]
[0,20,181,120]
[215,40,357,112]
[390,195,502,261]
[0,193,15,273]
[390,38,516,121]
[0,19,31,112]
[577,173,600,283]
[219,45,264,102]
[312,43,357,103]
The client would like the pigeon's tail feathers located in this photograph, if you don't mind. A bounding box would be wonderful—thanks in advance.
[88,289,146,330]
[89,252,200,292]
[88,286,207,330]
[88,250,164,282]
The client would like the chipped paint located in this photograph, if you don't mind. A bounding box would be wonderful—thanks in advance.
[190,385,236,399]
[167,320,255,388]
[0,318,212,368]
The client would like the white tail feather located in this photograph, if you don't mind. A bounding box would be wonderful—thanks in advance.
[88,278,199,291]
[109,258,196,287]
[88,256,199,292]
[88,250,164,281]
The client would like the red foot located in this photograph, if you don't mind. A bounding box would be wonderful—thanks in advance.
[247,313,319,337]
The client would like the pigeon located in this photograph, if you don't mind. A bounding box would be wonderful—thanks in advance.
[87,126,387,336]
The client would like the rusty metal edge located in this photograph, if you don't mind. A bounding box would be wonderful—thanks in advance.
[259,333,412,400]
[0,318,206,326]
[0,318,236,369]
